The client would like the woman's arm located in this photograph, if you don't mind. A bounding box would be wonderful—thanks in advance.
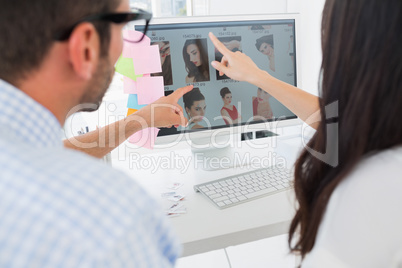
[220,108,231,124]
[64,85,194,158]
[209,33,320,129]
[64,114,144,158]
[268,54,275,72]
[233,116,241,124]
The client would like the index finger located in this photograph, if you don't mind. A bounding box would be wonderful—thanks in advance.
[170,85,194,102]
[209,32,232,57]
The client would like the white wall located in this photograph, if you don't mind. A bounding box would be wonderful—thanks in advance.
[298,0,325,96]
[207,0,325,96]
[209,0,287,15]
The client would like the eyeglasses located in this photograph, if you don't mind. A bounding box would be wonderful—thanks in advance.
[54,8,152,42]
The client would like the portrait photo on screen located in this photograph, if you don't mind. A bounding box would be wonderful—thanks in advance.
[214,36,242,80]
[255,35,275,72]
[219,87,241,125]
[252,87,273,121]
[182,39,210,83]
[183,87,207,130]
[151,41,173,86]
[249,24,272,30]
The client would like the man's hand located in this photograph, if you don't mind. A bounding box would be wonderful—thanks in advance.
[134,85,194,129]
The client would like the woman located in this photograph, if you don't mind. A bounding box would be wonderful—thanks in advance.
[209,0,402,266]
[183,39,210,83]
[183,87,206,129]
[151,41,173,85]
[252,87,273,120]
[220,87,241,125]
[255,35,275,72]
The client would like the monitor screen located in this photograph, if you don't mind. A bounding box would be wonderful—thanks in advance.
[136,15,297,137]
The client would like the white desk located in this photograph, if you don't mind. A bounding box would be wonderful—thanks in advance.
[111,126,304,257]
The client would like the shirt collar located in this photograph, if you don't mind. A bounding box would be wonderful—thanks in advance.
[0,79,62,148]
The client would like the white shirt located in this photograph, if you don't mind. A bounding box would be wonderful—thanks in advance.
[303,146,402,267]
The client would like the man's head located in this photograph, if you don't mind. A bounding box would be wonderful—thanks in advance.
[0,0,139,122]
[0,0,121,84]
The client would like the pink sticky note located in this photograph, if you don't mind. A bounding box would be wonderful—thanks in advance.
[124,76,138,94]
[128,127,160,150]
[123,30,151,45]
[136,76,165,105]
[131,45,162,75]
[122,30,151,58]
[123,44,147,58]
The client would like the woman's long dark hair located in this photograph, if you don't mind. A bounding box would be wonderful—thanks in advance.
[289,0,402,260]
[183,39,210,82]
[161,55,173,85]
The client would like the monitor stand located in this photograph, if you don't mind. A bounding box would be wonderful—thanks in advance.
[191,143,239,171]
[189,131,278,171]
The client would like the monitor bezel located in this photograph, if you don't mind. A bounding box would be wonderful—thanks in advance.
[132,13,302,146]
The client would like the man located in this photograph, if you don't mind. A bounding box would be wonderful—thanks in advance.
[0,0,192,266]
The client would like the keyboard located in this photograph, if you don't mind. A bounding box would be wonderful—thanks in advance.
[194,166,293,209]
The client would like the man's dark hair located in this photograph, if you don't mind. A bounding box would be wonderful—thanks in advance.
[0,0,120,84]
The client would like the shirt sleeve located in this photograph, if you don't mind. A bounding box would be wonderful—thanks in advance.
[97,201,181,268]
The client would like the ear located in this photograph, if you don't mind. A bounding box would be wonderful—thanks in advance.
[68,22,100,80]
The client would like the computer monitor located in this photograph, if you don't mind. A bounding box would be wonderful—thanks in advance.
[135,14,301,158]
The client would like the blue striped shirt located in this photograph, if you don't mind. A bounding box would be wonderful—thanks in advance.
[0,79,180,267]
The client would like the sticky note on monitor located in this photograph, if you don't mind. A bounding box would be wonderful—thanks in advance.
[136,76,165,105]
[123,35,152,58]
[124,74,152,94]
[123,30,151,46]
[128,127,160,150]
[131,45,162,75]
[115,56,143,81]
[127,94,147,110]
[124,76,138,94]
